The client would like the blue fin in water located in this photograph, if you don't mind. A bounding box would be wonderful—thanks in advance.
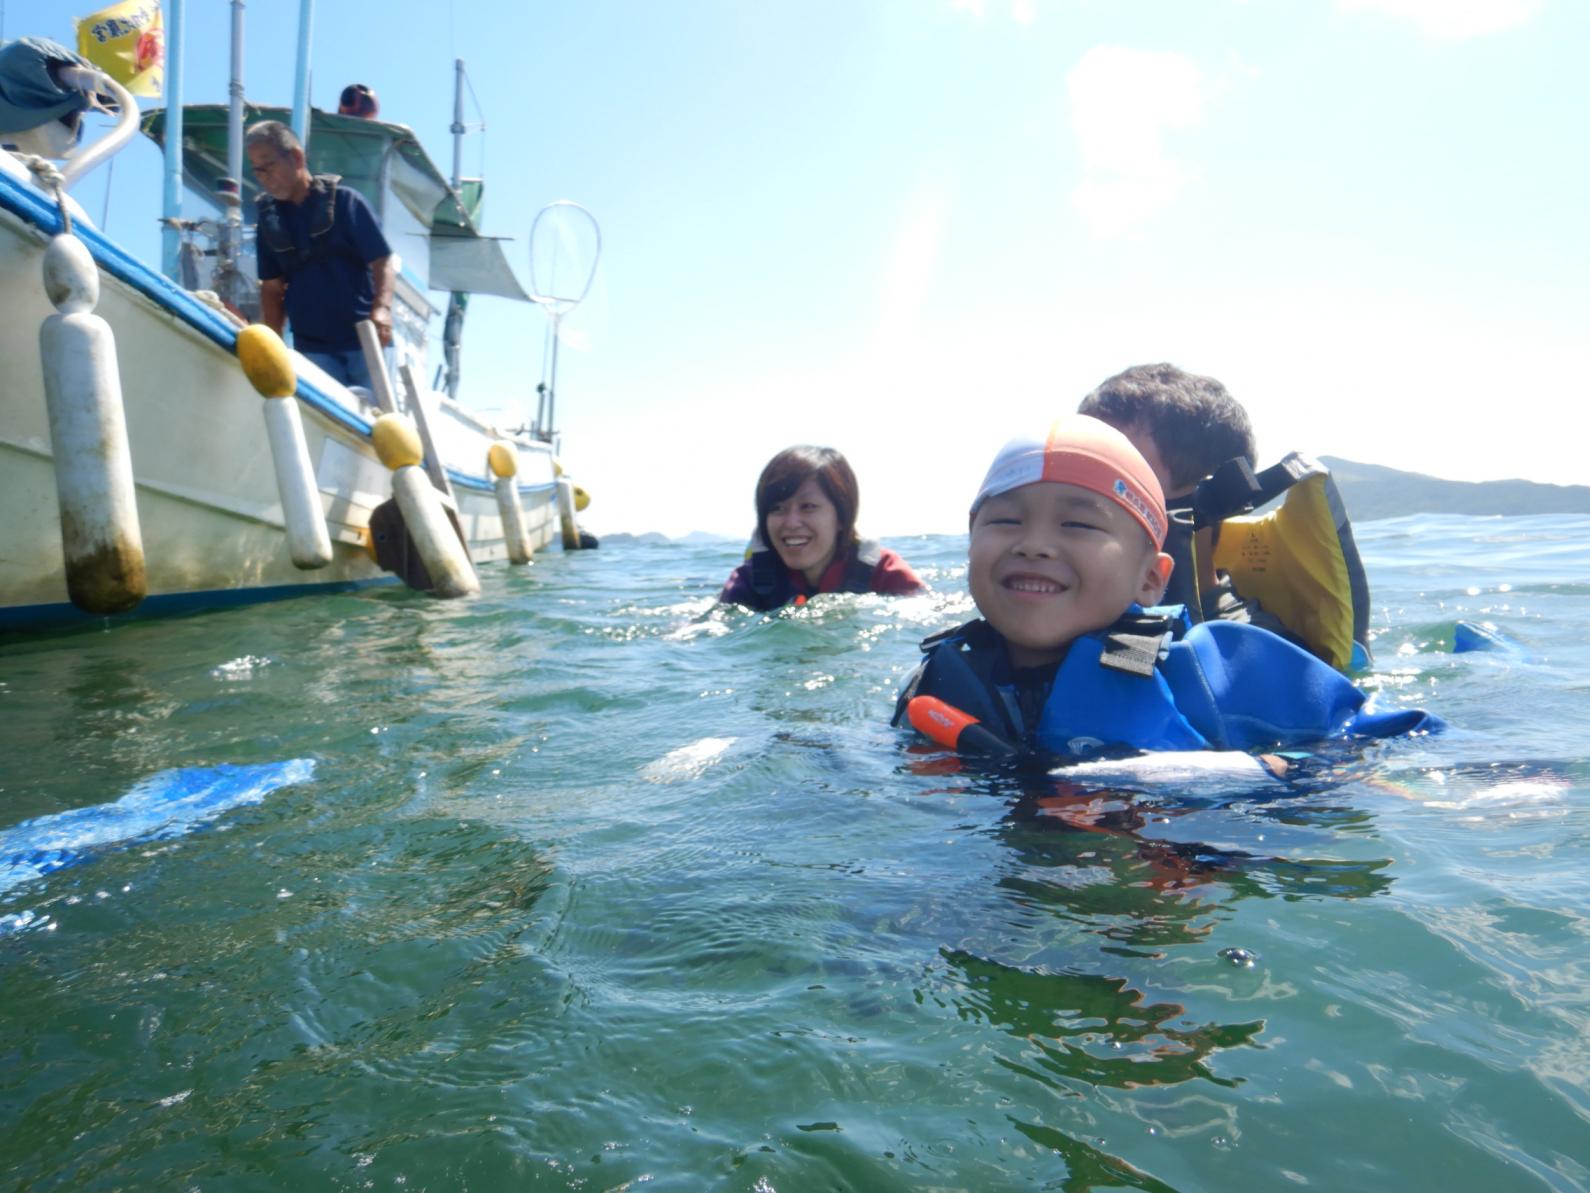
[1,759,314,902]
[1453,620,1521,655]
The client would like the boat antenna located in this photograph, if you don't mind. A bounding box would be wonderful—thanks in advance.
[527,201,601,444]
[441,58,486,403]
[99,157,114,231]
[290,0,314,150]
[160,0,188,280]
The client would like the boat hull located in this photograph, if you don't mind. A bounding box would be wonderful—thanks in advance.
[1,176,561,633]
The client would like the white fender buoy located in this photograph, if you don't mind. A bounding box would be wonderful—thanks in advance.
[38,233,146,614]
[556,477,581,550]
[487,442,533,566]
[236,325,332,569]
[372,413,479,598]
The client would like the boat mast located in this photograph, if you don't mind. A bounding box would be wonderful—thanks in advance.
[290,0,314,150]
[227,1,244,188]
[220,0,245,270]
[451,58,465,195]
[441,58,467,402]
[159,0,186,280]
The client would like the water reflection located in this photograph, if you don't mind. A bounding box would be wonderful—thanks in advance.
[901,753,1403,1188]
[944,947,1265,1090]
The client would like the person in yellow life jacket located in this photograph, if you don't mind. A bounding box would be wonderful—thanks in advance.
[1079,364,1371,672]
[718,446,927,611]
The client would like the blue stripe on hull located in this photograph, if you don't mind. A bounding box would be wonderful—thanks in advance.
[1,575,402,635]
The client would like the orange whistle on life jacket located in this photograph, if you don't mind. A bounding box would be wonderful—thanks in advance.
[907,696,1019,758]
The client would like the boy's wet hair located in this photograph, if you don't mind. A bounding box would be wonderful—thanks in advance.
[754,446,860,549]
[1079,363,1255,494]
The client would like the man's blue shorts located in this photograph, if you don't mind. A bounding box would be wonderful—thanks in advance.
[305,348,374,391]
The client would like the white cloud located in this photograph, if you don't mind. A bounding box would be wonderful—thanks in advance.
[1067,46,1211,238]
[1336,0,1545,39]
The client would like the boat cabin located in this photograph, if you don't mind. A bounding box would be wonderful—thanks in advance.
[141,105,528,392]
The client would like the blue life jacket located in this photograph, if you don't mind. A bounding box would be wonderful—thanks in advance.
[893,607,1438,758]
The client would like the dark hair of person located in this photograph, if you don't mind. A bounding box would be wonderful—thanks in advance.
[1079,363,1256,493]
[243,119,302,158]
[754,446,860,551]
[338,83,380,119]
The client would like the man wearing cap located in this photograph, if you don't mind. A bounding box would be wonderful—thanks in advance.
[893,415,1438,759]
[245,119,393,389]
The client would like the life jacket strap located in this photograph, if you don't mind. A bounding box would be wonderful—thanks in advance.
[1098,610,1177,677]
[1187,454,1322,530]
[749,549,781,603]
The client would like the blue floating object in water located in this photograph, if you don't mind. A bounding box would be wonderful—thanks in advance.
[1453,620,1518,655]
[0,759,314,899]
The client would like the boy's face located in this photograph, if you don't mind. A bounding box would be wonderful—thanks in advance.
[968,481,1173,668]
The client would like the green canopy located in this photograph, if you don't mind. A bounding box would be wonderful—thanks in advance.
[142,104,528,301]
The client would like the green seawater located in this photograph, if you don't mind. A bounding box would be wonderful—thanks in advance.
[2,515,1587,1192]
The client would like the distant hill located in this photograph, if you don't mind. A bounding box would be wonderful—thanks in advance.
[1321,457,1590,521]
[593,530,738,546]
[597,532,673,546]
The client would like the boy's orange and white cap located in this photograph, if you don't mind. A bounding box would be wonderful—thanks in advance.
[970,415,1168,547]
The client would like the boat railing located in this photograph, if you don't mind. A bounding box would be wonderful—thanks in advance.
[50,70,140,193]
[158,214,260,319]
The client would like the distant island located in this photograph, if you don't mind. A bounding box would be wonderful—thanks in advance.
[1321,457,1590,521]
[599,530,739,546]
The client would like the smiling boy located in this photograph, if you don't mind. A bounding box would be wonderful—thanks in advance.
[895,416,1436,758]
[966,423,1172,670]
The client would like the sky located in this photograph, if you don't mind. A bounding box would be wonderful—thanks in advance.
[7,0,1587,538]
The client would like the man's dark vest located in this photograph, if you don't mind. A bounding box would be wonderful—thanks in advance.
[256,174,348,278]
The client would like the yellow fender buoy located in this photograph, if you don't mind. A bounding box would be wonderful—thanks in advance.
[573,485,591,513]
[373,413,424,469]
[487,442,533,565]
[236,324,297,398]
[237,324,332,569]
[373,413,479,598]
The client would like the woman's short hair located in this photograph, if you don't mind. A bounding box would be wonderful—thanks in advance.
[755,446,860,548]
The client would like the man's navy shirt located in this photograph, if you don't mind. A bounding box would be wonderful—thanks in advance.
[257,183,392,353]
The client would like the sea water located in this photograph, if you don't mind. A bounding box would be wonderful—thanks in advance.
[1,514,1586,1192]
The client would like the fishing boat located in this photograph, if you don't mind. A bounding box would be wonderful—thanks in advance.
[0,26,593,633]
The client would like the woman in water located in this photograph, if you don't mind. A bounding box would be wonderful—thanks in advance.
[718,446,927,610]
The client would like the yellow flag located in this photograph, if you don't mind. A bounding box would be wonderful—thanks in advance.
[74,1,164,98]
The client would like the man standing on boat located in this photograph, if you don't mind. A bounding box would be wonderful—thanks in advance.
[245,120,394,389]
